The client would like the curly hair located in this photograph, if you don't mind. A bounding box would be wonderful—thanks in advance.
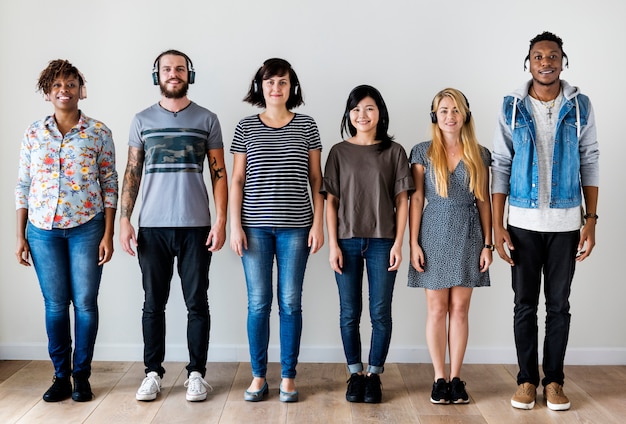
[37,59,84,94]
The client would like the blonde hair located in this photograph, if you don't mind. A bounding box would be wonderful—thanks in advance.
[427,88,487,201]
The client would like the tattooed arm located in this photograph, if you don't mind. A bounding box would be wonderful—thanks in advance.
[119,146,144,256]
[206,148,228,252]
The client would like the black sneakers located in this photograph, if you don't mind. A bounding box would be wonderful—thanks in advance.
[430,378,450,404]
[450,377,470,404]
[364,373,382,403]
[43,375,72,402]
[346,373,366,402]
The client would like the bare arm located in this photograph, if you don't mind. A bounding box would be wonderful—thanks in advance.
[229,153,247,257]
[119,146,144,256]
[492,192,514,266]
[476,164,493,272]
[207,148,228,252]
[409,163,425,272]
[98,207,117,265]
[15,208,30,266]
[326,193,342,274]
[308,149,324,254]
[576,186,598,262]
[389,190,409,271]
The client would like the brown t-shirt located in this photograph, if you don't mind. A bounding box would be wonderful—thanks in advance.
[321,141,414,239]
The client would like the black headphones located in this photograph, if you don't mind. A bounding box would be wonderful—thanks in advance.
[152,50,195,85]
[430,91,471,124]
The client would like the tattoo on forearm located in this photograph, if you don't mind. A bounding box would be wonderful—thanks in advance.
[210,156,224,181]
[120,149,144,218]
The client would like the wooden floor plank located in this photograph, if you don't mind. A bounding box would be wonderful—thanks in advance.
[0,361,624,424]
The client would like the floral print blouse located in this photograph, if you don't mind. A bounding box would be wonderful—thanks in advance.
[15,113,118,230]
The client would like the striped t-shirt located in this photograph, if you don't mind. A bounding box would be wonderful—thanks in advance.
[230,113,322,227]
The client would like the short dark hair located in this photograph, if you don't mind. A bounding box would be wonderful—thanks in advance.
[243,58,304,110]
[37,59,84,94]
[341,85,394,151]
[524,31,568,69]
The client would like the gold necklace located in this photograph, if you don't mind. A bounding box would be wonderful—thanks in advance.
[531,86,557,121]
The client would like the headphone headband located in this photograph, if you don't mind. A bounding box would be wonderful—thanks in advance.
[152,50,195,85]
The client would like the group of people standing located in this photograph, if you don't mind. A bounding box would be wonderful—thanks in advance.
[14,30,599,413]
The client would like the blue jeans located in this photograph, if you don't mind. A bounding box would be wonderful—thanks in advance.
[27,213,105,379]
[335,238,396,374]
[241,227,310,379]
[508,226,579,387]
[137,227,212,378]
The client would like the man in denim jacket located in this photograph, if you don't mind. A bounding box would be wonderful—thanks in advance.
[491,31,599,412]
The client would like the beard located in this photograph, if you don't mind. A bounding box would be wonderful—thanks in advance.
[160,79,189,99]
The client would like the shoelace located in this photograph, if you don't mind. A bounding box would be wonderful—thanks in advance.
[140,375,161,394]
[184,375,213,393]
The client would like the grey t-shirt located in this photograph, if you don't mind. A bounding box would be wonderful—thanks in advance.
[321,141,414,239]
[128,102,223,227]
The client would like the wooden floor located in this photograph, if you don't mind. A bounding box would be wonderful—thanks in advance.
[0,360,624,423]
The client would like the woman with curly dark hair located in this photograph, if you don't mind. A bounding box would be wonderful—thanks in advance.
[15,59,118,402]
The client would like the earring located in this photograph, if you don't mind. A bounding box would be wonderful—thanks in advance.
[253,80,258,93]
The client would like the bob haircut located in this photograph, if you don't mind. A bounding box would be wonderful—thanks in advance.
[340,84,394,151]
[243,58,304,110]
[37,59,84,94]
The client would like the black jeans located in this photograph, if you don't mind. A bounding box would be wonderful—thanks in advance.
[508,226,578,387]
[137,227,212,377]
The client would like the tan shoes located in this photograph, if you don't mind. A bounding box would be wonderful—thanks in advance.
[511,381,571,411]
[511,382,536,409]
[543,382,571,411]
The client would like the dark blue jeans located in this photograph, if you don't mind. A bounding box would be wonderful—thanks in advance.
[137,227,212,378]
[335,238,396,374]
[241,227,310,379]
[508,226,579,387]
[27,213,105,379]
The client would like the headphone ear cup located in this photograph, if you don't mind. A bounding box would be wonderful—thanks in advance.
[430,111,437,124]
[253,80,258,93]
[152,70,159,85]
[188,70,195,84]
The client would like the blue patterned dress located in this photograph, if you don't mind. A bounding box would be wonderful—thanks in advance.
[407,141,491,289]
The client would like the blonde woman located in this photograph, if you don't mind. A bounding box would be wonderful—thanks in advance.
[408,88,492,404]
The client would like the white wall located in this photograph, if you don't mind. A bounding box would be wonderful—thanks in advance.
[1,0,624,366]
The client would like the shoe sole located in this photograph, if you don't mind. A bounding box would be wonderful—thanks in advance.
[187,394,207,402]
[452,398,470,404]
[136,393,157,401]
[511,399,535,409]
[430,397,450,404]
[547,401,571,411]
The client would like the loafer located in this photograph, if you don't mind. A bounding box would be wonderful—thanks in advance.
[72,377,94,402]
[244,381,268,402]
[279,384,299,403]
[43,375,72,402]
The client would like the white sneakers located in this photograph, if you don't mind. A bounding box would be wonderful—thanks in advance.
[136,371,212,402]
[184,371,212,402]
[136,371,161,401]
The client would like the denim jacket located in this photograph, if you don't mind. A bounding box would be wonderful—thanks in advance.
[491,80,600,209]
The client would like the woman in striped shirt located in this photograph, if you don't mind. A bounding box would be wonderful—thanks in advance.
[229,58,324,403]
